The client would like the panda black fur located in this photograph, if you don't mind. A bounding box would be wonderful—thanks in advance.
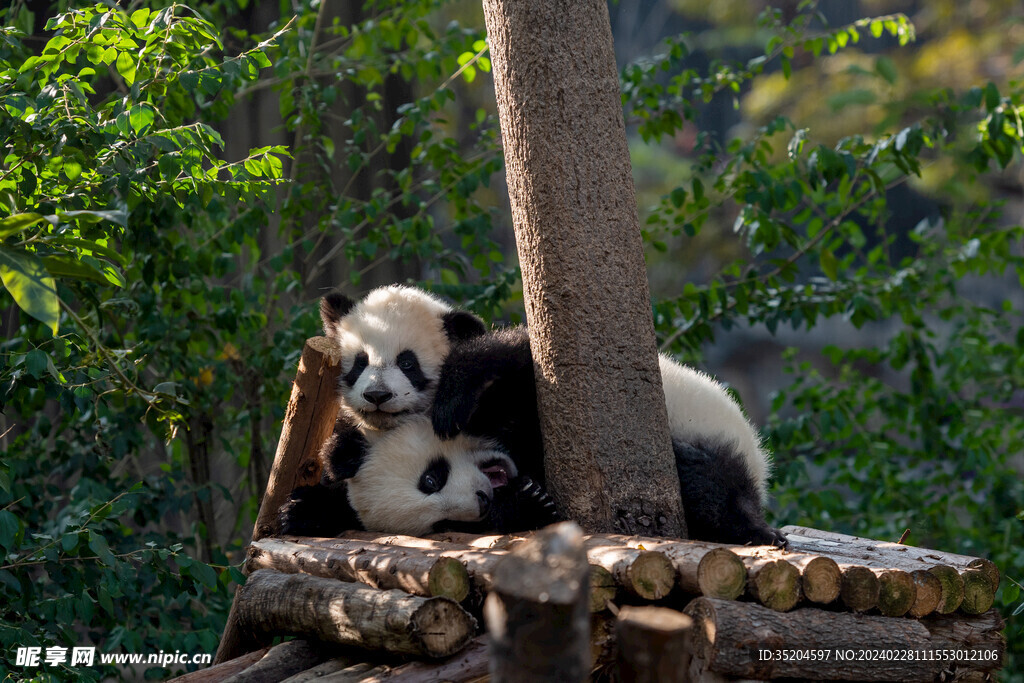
[276,285,487,536]
[277,416,559,536]
[432,325,786,546]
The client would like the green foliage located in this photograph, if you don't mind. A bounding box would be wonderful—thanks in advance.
[623,2,1023,674]
[0,3,289,678]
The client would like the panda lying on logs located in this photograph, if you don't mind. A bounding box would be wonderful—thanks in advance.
[276,285,556,537]
[431,326,787,547]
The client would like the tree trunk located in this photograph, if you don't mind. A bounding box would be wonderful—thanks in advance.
[481,0,685,537]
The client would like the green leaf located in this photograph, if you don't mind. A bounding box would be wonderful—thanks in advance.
[130,8,151,28]
[440,268,459,286]
[187,561,218,590]
[0,213,46,239]
[25,349,48,378]
[87,533,116,566]
[115,51,136,85]
[0,246,59,335]
[670,187,687,208]
[820,248,839,281]
[875,56,898,85]
[41,255,114,285]
[128,104,155,135]
[58,208,128,228]
[0,510,19,550]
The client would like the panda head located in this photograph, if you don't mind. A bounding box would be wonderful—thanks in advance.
[321,285,486,432]
[345,416,518,536]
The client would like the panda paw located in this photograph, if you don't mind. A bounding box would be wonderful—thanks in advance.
[768,526,789,549]
[516,476,560,527]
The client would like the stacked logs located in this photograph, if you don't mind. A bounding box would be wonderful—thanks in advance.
[186,524,1004,682]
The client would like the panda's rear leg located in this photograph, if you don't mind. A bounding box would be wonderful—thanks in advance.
[674,440,787,547]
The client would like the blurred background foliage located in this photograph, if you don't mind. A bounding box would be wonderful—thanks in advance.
[0,0,1021,679]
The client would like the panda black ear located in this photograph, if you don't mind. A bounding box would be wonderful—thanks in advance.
[441,310,487,342]
[320,292,355,336]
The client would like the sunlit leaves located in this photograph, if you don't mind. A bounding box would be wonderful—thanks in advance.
[0,247,59,335]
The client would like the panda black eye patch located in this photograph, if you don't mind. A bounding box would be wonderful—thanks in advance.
[396,350,429,391]
[418,457,450,495]
[343,352,369,387]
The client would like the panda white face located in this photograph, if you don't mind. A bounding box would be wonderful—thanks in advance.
[346,416,518,536]
[322,286,483,432]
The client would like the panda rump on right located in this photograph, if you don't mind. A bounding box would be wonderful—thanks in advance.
[432,325,786,547]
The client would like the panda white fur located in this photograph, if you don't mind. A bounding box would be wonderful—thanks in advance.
[431,326,785,546]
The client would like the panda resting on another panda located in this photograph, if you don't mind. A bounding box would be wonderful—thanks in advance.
[278,285,785,547]
[277,286,556,537]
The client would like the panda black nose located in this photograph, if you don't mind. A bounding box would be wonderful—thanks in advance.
[363,390,393,406]
[476,490,490,516]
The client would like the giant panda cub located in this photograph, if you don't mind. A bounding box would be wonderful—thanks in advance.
[431,326,786,546]
[277,284,488,536]
[277,415,558,536]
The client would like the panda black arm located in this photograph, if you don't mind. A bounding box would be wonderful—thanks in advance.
[432,326,534,439]
[276,482,364,537]
[319,421,369,485]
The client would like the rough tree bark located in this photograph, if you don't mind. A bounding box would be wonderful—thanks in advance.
[481,0,685,537]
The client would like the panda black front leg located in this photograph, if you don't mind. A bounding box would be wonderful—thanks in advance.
[277,482,364,537]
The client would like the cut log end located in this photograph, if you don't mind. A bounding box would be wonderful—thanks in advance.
[629,550,677,601]
[967,558,1000,592]
[696,548,746,601]
[928,565,965,615]
[908,570,942,618]
[960,569,995,615]
[589,564,617,613]
[410,598,478,658]
[748,559,800,612]
[426,557,471,603]
[799,556,841,605]
[876,569,915,617]
[840,565,880,612]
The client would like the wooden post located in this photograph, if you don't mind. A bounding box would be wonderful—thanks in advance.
[615,606,692,683]
[215,337,345,663]
[484,522,590,681]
